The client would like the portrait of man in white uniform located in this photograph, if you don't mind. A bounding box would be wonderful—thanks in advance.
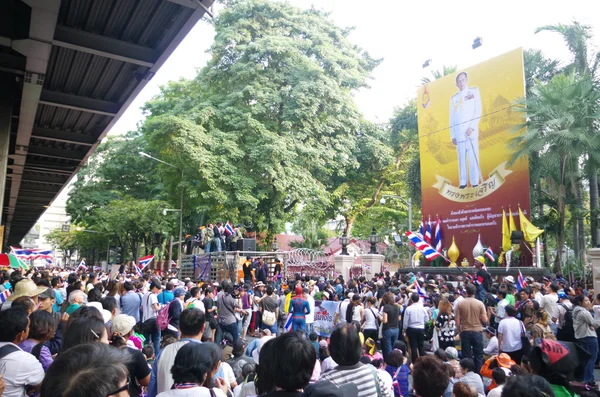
[450,72,482,188]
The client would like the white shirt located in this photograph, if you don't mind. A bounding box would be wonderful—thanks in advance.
[534,292,544,307]
[363,307,379,330]
[453,296,464,311]
[483,336,498,356]
[305,295,315,324]
[495,299,509,324]
[156,340,200,394]
[542,294,559,321]
[497,317,523,353]
[157,387,227,397]
[487,384,504,397]
[402,302,429,330]
[142,292,159,322]
[233,381,256,397]
[0,342,45,397]
[338,300,350,324]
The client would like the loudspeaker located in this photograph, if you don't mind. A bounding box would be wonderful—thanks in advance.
[237,238,256,252]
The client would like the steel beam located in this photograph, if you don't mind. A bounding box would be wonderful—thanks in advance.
[31,127,97,146]
[165,0,198,8]
[39,90,119,116]
[53,26,158,68]
[27,145,86,161]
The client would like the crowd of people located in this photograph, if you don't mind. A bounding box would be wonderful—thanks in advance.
[0,258,598,397]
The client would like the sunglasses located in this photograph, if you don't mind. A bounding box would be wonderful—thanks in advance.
[106,376,130,396]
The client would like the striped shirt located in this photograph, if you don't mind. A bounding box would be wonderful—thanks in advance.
[320,362,392,397]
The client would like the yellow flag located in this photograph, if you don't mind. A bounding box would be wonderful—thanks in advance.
[502,209,511,251]
[509,207,517,234]
[519,206,544,243]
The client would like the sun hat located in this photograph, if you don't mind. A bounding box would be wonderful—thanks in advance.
[112,314,137,336]
[7,279,48,301]
[496,353,516,368]
[504,275,515,284]
[255,281,265,288]
[474,256,485,265]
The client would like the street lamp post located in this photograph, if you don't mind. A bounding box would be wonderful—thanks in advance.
[140,151,184,267]
[368,227,379,254]
[340,231,350,256]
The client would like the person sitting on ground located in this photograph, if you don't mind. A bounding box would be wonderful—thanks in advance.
[457,358,484,396]
[411,355,450,397]
[500,374,554,397]
[319,323,392,397]
[483,326,498,357]
[385,348,410,397]
[452,382,478,397]
[445,347,462,379]
[486,368,507,397]
[442,365,456,397]
[228,339,255,385]
[156,342,229,397]
[41,342,131,397]
[0,308,45,396]
[233,363,257,397]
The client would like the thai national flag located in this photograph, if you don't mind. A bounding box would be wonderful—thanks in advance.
[284,313,293,332]
[77,259,87,272]
[364,263,371,271]
[224,222,235,236]
[484,247,495,262]
[517,270,527,292]
[11,247,53,260]
[405,231,442,260]
[418,219,425,239]
[0,290,10,303]
[424,217,432,244]
[135,262,143,276]
[138,255,154,270]
[413,280,427,298]
[434,218,442,253]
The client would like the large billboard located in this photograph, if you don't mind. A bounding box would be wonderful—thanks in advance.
[417,48,529,261]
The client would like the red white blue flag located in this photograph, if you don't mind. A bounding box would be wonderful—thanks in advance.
[405,231,442,260]
[0,290,10,303]
[484,247,495,262]
[418,219,425,239]
[517,270,527,292]
[424,217,432,244]
[434,217,442,253]
[224,222,235,236]
[76,259,87,272]
[413,280,427,298]
[138,255,154,270]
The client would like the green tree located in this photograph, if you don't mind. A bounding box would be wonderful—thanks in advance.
[537,22,600,252]
[140,0,381,243]
[421,65,458,85]
[509,73,600,272]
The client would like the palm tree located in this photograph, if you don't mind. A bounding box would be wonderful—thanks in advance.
[537,22,600,252]
[509,73,600,272]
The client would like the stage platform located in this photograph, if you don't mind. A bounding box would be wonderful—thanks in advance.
[395,267,551,278]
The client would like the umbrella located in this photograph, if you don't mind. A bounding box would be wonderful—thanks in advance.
[0,253,28,269]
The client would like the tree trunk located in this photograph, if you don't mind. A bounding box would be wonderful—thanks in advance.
[572,217,579,265]
[344,216,355,237]
[576,177,585,264]
[554,157,567,274]
[590,170,599,247]
[542,230,550,267]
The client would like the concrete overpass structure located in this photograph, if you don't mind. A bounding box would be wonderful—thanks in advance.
[0,0,214,247]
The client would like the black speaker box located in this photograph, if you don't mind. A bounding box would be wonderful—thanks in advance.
[237,238,256,252]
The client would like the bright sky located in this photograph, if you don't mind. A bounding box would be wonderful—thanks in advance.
[110,0,600,132]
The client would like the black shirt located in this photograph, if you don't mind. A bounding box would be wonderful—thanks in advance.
[213,226,221,238]
[203,297,215,318]
[243,261,253,281]
[125,347,151,396]
[383,304,399,329]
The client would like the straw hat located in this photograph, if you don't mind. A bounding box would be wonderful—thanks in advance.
[7,279,48,301]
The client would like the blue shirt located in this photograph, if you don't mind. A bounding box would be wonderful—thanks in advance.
[288,297,310,318]
[157,291,174,305]
[120,291,142,323]
[52,290,64,313]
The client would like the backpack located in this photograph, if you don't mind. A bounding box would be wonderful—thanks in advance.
[559,303,575,341]
[156,300,173,331]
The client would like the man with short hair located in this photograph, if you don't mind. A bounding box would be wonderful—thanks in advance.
[319,323,392,397]
[157,282,174,304]
[412,355,450,397]
[148,308,205,397]
[542,283,559,334]
[120,281,142,323]
[0,308,45,397]
[142,281,162,355]
[50,277,65,312]
[455,283,488,373]
[403,292,430,363]
[217,281,243,341]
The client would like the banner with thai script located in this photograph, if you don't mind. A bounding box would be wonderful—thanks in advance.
[313,300,340,337]
[417,48,530,261]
